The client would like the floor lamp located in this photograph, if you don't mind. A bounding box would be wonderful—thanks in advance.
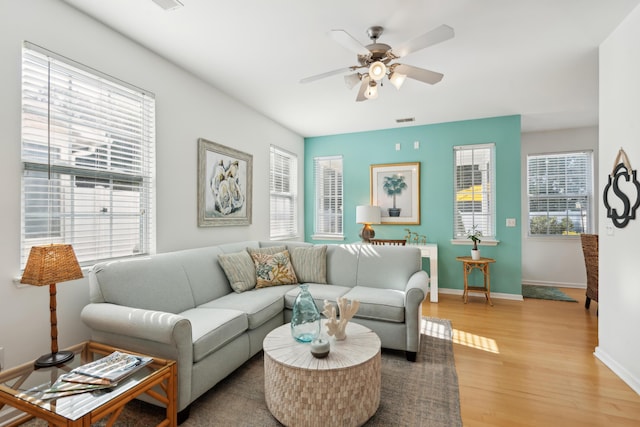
[21,244,84,368]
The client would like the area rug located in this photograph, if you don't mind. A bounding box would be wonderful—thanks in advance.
[522,284,577,302]
[24,317,461,427]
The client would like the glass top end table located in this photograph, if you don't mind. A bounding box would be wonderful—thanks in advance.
[0,341,176,426]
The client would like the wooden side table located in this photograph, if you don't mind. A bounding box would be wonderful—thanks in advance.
[456,256,496,306]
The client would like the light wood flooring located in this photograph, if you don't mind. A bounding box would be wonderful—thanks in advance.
[423,287,640,426]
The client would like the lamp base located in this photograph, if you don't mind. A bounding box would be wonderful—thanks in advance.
[34,350,74,368]
[359,224,376,243]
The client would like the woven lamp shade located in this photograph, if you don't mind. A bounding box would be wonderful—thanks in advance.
[21,244,83,286]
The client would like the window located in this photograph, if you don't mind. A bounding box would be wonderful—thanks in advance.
[527,151,593,236]
[313,156,343,238]
[454,144,496,240]
[270,146,298,239]
[21,42,155,268]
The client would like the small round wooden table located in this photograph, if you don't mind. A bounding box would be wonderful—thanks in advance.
[263,322,381,427]
[456,256,496,306]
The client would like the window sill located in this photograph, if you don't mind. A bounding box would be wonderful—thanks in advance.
[450,239,500,246]
[270,236,301,241]
[311,234,345,241]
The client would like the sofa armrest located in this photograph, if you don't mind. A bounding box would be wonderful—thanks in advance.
[405,270,430,306]
[404,270,430,352]
[81,303,192,347]
[81,303,194,411]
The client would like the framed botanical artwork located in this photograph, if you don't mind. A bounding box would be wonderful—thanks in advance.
[198,138,253,227]
[370,162,420,225]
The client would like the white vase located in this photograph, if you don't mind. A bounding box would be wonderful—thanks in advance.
[471,249,480,260]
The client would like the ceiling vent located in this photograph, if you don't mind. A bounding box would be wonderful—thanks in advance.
[152,0,184,11]
[396,117,415,124]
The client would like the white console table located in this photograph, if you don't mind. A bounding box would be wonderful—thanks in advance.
[410,244,438,303]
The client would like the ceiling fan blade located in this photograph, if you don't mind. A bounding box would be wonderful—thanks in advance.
[300,67,354,84]
[392,24,454,58]
[395,64,444,85]
[356,76,370,102]
[328,29,371,56]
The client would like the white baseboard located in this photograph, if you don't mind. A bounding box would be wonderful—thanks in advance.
[594,346,640,395]
[438,288,524,301]
[522,279,586,289]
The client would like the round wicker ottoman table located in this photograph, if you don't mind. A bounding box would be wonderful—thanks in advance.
[263,322,381,427]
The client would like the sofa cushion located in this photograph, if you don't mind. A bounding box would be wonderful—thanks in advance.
[199,285,296,329]
[290,245,327,284]
[356,245,422,291]
[179,308,248,362]
[341,286,405,323]
[251,250,298,288]
[174,246,231,304]
[284,284,352,311]
[91,255,196,313]
[325,244,360,288]
[218,250,256,293]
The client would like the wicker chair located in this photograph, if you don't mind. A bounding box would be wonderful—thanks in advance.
[369,239,406,246]
[580,233,598,311]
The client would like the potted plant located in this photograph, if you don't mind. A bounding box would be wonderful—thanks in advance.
[383,174,407,217]
[467,225,482,260]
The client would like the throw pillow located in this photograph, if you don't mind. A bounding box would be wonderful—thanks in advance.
[290,245,327,284]
[251,250,298,288]
[246,245,287,257]
[218,251,256,293]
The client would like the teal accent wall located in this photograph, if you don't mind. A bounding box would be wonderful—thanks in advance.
[304,115,522,296]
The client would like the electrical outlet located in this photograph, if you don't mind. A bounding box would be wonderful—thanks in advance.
[0,347,4,371]
[506,218,516,227]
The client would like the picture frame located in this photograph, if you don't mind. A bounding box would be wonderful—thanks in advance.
[198,138,252,227]
[370,162,420,225]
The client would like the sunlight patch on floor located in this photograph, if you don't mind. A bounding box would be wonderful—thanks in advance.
[421,318,452,340]
[452,328,500,353]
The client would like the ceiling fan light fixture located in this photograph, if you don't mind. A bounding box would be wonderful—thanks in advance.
[344,73,361,90]
[368,61,387,81]
[364,81,378,100]
[389,71,407,90]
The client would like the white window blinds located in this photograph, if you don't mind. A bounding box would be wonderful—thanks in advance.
[314,156,343,237]
[270,146,298,239]
[527,151,593,235]
[453,144,496,240]
[21,42,155,268]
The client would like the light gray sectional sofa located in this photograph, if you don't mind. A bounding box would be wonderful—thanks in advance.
[80,241,429,421]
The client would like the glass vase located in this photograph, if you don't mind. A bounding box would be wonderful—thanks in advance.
[291,284,321,343]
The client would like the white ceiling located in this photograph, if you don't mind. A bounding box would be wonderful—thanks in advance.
[62,0,639,137]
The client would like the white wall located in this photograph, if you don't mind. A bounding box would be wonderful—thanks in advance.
[521,127,599,287]
[597,4,640,394]
[0,0,303,369]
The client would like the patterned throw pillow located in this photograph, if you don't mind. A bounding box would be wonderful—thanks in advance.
[290,245,327,284]
[251,250,298,288]
[218,251,256,293]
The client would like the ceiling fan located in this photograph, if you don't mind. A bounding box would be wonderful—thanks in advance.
[300,24,454,101]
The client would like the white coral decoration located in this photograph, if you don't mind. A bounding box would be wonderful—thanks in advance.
[322,297,360,341]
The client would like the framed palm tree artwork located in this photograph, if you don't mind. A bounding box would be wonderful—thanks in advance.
[370,162,420,224]
[198,138,253,226]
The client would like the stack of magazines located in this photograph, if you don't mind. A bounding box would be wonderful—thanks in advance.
[34,351,152,400]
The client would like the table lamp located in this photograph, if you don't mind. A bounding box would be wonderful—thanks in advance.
[356,205,381,243]
[21,244,84,368]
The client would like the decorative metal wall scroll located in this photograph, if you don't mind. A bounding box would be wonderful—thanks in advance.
[603,148,640,228]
